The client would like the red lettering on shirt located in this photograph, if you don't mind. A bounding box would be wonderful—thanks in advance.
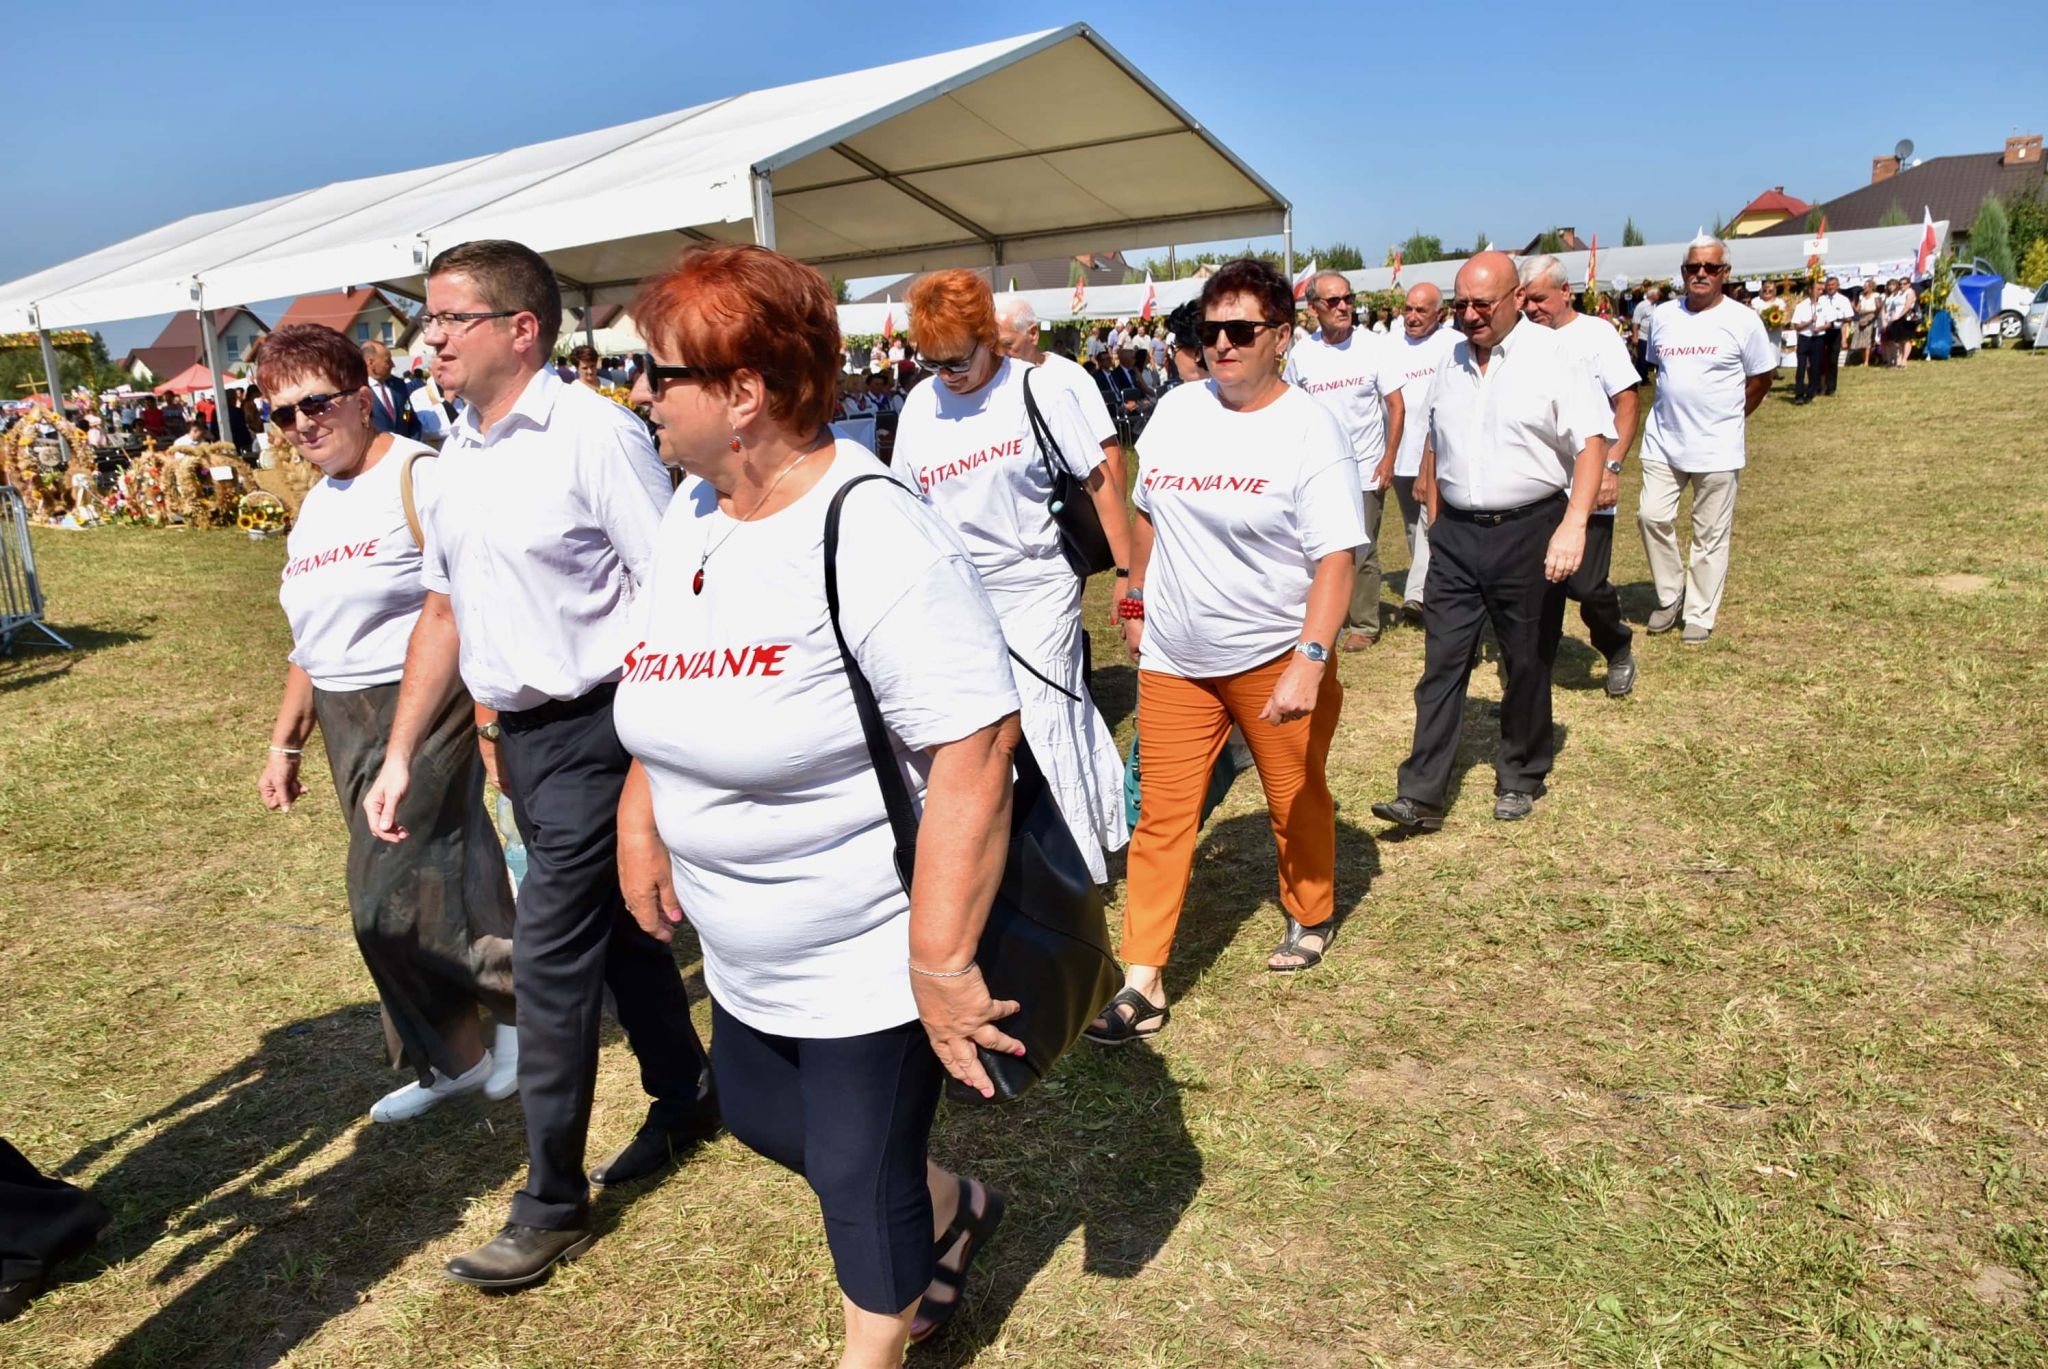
[1139,473,1272,496]
[1656,345,1725,357]
[913,437,1025,490]
[281,538,381,579]
[1296,375,1374,395]
[619,641,794,684]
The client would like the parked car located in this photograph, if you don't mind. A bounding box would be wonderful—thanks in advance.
[2025,280,2048,349]
[1954,257,2035,343]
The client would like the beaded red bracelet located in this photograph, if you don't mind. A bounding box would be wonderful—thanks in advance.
[1116,597,1145,621]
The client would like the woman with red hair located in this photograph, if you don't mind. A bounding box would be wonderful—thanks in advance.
[615,244,1020,1363]
[893,268,1134,884]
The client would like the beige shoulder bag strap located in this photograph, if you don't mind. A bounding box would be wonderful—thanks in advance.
[398,446,436,546]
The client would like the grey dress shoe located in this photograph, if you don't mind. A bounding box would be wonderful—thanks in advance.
[444,1222,594,1289]
[1681,624,1712,645]
[1604,649,1637,697]
[1646,597,1685,634]
[1493,791,1537,821]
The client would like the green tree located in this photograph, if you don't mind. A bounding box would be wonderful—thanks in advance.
[2002,190,2048,265]
[828,276,851,304]
[1622,217,1645,247]
[1533,229,1568,255]
[1806,208,1826,233]
[1969,194,2016,279]
[2017,237,2048,290]
[1878,202,1908,227]
[1398,231,1446,264]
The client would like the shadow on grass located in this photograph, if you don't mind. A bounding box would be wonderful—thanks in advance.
[1088,662,1136,732]
[55,1005,525,1368]
[0,622,150,695]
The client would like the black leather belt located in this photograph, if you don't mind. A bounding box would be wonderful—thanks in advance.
[1438,494,1565,527]
[501,681,617,731]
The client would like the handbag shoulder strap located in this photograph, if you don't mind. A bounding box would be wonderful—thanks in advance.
[825,473,924,893]
[398,445,436,546]
[1020,367,1066,494]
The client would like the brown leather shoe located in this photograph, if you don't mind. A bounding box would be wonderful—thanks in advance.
[1340,631,1378,652]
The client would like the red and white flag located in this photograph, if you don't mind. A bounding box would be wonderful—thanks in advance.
[1586,234,1598,286]
[1071,275,1087,316]
[1139,272,1156,321]
[1808,215,1829,269]
[882,296,895,341]
[1390,247,1403,287]
[1914,207,1937,277]
[1291,258,1318,301]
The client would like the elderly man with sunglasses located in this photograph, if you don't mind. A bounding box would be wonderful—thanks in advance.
[1372,251,1609,830]
[1282,271,1404,649]
[1637,237,1776,645]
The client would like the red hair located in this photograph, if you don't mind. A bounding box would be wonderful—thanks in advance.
[906,269,997,357]
[255,324,368,396]
[632,244,840,433]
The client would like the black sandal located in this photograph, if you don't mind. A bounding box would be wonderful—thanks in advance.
[909,1176,1006,1345]
[1083,986,1169,1046]
[1267,917,1334,972]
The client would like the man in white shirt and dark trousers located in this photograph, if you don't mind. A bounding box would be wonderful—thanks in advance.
[362,240,715,1290]
[1283,271,1404,649]
[1817,276,1852,397]
[1388,282,1458,624]
[1639,237,1778,644]
[1789,280,1825,405]
[1519,256,1640,696]
[1372,252,1609,829]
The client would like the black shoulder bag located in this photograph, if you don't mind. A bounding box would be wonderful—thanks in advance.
[1021,368,1117,579]
[824,474,1120,1103]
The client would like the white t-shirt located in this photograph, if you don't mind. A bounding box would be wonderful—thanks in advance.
[1282,328,1401,487]
[891,357,1105,593]
[1133,382,1367,679]
[1034,350,1118,449]
[1551,313,1638,518]
[279,438,437,691]
[1389,326,1461,479]
[1641,299,1777,473]
[611,444,1019,1038]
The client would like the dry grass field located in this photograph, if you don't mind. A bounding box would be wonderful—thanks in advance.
[1,349,2045,1367]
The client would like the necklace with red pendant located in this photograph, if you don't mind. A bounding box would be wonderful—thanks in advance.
[693,447,817,595]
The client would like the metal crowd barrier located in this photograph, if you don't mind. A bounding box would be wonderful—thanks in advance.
[0,485,71,654]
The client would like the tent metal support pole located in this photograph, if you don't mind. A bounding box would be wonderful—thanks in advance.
[194,286,236,451]
[583,289,596,350]
[33,317,72,464]
[751,171,776,250]
[1283,209,1294,282]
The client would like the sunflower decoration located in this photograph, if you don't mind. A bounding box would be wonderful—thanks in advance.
[598,382,634,409]
[237,490,290,538]
[1761,302,1786,329]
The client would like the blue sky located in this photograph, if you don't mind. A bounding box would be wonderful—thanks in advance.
[8,0,2039,356]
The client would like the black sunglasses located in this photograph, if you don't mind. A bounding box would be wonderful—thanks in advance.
[917,344,981,376]
[1311,293,1356,309]
[1196,319,1289,348]
[633,353,720,393]
[1681,262,1730,276]
[270,389,355,427]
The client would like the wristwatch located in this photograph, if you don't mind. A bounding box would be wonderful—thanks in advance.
[1604,459,1624,474]
[475,721,502,742]
[1295,641,1329,664]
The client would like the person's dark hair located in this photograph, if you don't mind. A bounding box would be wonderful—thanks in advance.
[256,323,370,396]
[427,239,563,354]
[568,344,599,367]
[1200,258,1293,325]
[1165,299,1204,351]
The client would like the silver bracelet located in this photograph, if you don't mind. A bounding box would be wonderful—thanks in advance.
[268,745,302,756]
[908,961,977,979]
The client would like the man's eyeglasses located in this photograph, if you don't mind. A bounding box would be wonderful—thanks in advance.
[418,309,520,333]
[269,390,355,428]
[1680,262,1730,277]
[633,353,720,394]
[1450,294,1514,315]
[1311,293,1356,309]
[1196,319,1289,348]
[917,345,980,376]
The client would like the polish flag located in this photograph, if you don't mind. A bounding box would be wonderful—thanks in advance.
[1586,234,1598,287]
[1291,258,1318,301]
[1390,247,1403,287]
[1808,215,1829,269]
[1914,207,1937,277]
[1071,275,1087,316]
[882,297,895,341]
[1138,272,1156,321]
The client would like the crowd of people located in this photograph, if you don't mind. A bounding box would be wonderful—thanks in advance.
[5,228,1804,1366]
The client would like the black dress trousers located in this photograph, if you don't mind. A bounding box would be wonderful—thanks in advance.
[1558,514,1633,661]
[1818,326,1841,395]
[497,684,711,1232]
[1,1138,107,1292]
[1397,497,1567,808]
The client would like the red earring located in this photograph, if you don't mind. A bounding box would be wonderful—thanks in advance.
[728,432,742,452]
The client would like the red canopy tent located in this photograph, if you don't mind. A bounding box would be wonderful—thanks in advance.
[153,363,221,395]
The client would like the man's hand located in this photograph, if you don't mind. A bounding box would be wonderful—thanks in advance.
[1544,521,1587,583]
[363,756,412,843]
[257,751,305,813]
[1372,452,1397,492]
[1595,466,1620,510]
[619,820,683,943]
[1259,656,1324,725]
[479,735,510,798]
[1119,617,1143,662]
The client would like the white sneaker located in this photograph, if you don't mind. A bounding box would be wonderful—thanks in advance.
[369,1053,493,1123]
[485,1024,520,1101]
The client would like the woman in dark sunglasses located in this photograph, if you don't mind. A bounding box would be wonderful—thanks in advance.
[1087,258,1368,1045]
[255,322,519,1124]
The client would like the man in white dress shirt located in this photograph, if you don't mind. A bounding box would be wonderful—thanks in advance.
[1388,282,1457,624]
[1372,252,1609,829]
[1817,276,1852,397]
[1283,271,1405,648]
[1519,256,1640,696]
[1638,237,1777,644]
[995,294,1126,494]
[361,240,715,1290]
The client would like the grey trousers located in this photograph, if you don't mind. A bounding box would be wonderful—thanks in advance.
[1348,485,1387,637]
[1391,476,1432,606]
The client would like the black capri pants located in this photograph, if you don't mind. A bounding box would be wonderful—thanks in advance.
[710,999,943,1314]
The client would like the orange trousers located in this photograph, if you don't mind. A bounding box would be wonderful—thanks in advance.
[1122,652,1343,967]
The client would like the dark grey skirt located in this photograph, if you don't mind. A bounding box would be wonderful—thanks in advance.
[316,680,516,1084]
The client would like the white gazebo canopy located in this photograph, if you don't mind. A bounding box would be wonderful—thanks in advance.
[0,24,1289,335]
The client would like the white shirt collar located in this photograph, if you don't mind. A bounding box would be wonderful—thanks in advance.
[454,366,558,444]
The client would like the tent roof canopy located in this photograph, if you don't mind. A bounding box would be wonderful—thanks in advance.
[0,25,1287,332]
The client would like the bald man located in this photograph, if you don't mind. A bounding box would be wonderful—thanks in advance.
[1373,252,1609,828]
[1284,271,1404,647]
[1386,282,1458,624]
[995,294,1126,495]
[362,341,422,441]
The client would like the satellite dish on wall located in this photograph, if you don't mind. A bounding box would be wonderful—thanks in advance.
[1895,138,1915,161]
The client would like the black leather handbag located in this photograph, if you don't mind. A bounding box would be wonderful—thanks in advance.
[824,474,1120,1102]
[1021,369,1117,579]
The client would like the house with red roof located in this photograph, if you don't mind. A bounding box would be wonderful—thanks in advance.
[1729,187,1812,237]
[118,307,269,383]
[274,287,413,350]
